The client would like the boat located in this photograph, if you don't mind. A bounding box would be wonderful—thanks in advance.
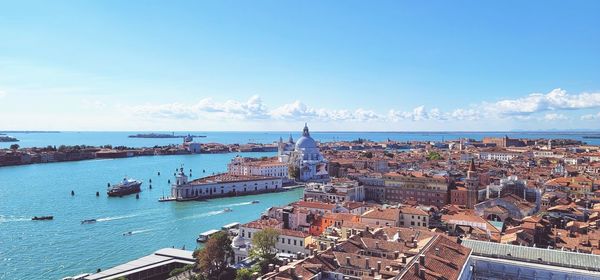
[81,219,97,224]
[251,200,260,204]
[107,178,142,197]
[123,231,133,236]
[223,208,233,212]
[158,196,175,202]
[197,229,220,243]
[32,216,53,221]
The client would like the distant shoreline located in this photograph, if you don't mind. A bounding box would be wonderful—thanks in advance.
[128,133,207,139]
[0,131,60,134]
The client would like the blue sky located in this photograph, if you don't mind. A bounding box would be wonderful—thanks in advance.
[1,0,599,131]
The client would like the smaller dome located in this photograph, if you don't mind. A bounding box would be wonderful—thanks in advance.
[232,235,246,248]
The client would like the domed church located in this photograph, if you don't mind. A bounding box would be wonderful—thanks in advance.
[278,124,329,182]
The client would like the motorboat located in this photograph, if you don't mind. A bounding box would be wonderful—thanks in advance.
[81,219,97,224]
[32,216,53,221]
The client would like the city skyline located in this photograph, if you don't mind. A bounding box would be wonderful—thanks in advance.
[1,1,600,131]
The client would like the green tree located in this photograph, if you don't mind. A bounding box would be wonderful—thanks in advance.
[194,231,233,279]
[426,151,442,161]
[288,165,300,180]
[235,267,256,280]
[249,228,279,263]
[9,144,19,150]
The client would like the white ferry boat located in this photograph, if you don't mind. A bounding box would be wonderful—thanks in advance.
[196,229,220,243]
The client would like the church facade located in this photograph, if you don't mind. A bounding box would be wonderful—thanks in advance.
[278,124,329,182]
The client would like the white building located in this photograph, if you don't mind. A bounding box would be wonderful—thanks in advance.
[170,168,282,200]
[233,219,312,263]
[478,151,518,162]
[279,124,329,182]
[303,181,365,203]
[227,156,289,178]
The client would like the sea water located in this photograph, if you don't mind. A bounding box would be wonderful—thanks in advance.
[0,152,303,279]
[2,131,600,149]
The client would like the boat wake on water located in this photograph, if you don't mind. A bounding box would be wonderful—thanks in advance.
[213,201,253,208]
[0,215,31,223]
[180,210,227,221]
[96,214,139,222]
[123,229,154,236]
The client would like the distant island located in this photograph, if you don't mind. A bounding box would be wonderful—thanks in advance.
[128,133,206,139]
[0,136,19,142]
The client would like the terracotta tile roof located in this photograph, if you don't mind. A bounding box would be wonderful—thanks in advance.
[279,229,310,238]
[242,218,282,229]
[400,206,429,216]
[397,235,471,280]
[362,208,400,222]
[293,201,337,211]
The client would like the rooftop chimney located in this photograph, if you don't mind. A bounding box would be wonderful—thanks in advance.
[401,255,407,264]
[394,250,400,259]
[419,267,426,279]
[365,257,370,269]
[419,254,426,266]
[375,241,379,249]
[346,256,351,266]
[435,248,440,256]
[377,261,382,271]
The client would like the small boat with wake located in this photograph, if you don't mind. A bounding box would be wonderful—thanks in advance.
[81,219,97,224]
[251,200,260,204]
[32,216,53,221]
[223,208,233,212]
[123,231,133,236]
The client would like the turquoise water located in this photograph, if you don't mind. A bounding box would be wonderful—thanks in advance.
[2,131,600,149]
[0,152,303,280]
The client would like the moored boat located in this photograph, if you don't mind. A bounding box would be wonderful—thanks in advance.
[107,178,142,197]
[197,229,220,243]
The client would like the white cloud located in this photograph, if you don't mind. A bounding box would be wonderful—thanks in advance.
[485,88,600,117]
[131,95,269,120]
[0,90,6,98]
[388,106,448,121]
[543,113,568,121]
[450,109,480,121]
[270,101,381,121]
[128,88,600,125]
[581,112,600,120]
[81,98,107,109]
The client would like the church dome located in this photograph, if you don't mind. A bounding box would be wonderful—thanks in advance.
[295,124,317,150]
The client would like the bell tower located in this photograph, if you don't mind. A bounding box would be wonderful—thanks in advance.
[466,159,479,208]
